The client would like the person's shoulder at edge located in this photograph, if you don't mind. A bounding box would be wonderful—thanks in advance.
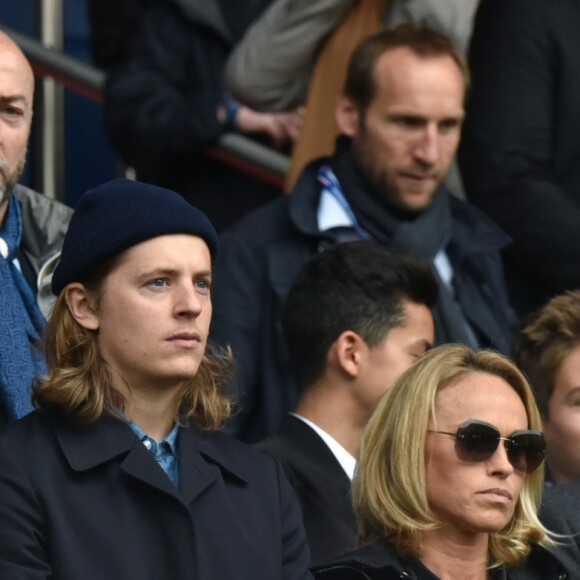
[224,0,354,112]
[447,191,512,245]
[13,184,71,211]
[197,426,286,471]
[540,480,580,536]
[218,157,326,249]
[0,410,53,456]
[220,193,291,243]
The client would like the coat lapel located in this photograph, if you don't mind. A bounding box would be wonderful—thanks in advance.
[54,414,249,508]
[54,413,137,470]
[119,443,184,502]
[178,426,221,505]
[178,428,250,505]
[54,414,184,503]
[279,415,353,489]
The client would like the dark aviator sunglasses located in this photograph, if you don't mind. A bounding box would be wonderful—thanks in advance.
[429,419,546,474]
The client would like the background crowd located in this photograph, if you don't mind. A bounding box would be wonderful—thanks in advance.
[0,0,579,578]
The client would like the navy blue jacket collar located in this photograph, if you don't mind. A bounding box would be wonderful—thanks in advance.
[52,413,249,506]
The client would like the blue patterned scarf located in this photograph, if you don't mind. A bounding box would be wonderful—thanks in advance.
[0,194,46,422]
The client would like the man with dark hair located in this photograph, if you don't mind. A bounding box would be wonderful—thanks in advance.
[258,241,436,565]
[212,24,516,442]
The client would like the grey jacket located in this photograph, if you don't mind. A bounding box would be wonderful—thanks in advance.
[225,0,478,112]
[13,184,72,316]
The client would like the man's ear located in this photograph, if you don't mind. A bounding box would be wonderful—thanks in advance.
[335,95,360,137]
[334,330,366,378]
[64,283,100,330]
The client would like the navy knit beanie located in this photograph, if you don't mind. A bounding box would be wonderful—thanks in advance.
[51,179,219,295]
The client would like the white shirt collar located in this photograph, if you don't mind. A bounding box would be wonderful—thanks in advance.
[290,412,357,480]
[433,249,453,289]
[317,189,354,231]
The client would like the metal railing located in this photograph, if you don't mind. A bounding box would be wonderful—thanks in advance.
[2,25,289,199]
[39,0,64,199]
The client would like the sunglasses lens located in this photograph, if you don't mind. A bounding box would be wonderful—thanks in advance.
[455,422,500,462]
[506,432,546,473]
[453,422,547,473]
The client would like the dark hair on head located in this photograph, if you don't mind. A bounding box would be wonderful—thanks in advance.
[282,241,438,391]
[344,23,470,116]
[511,290,580,419]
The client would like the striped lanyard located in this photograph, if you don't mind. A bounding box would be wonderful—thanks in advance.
[317,165,373,241]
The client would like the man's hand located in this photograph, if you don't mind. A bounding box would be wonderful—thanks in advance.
[236,106,305,149]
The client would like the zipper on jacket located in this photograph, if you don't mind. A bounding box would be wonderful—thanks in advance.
[314,563,413,579]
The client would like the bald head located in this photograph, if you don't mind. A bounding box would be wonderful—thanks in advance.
[0,30,34,110]
[0,30,34,218]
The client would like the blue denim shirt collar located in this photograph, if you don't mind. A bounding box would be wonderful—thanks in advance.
[117,411,180,488]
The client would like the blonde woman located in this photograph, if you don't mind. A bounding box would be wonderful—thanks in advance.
[314,344,567,579]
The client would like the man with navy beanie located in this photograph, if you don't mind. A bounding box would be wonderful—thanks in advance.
[51,177,219,294]
[0,179,312,579]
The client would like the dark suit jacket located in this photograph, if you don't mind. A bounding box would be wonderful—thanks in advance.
[256,415,358,566]
[540,482,580,576]
[459,0,580,315]
[0,411,313,579]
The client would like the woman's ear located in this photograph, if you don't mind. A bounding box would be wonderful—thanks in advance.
[64,283,100,330]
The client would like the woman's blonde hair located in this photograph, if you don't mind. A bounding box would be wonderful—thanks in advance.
[33,258,233,431]
[353,343,553,567]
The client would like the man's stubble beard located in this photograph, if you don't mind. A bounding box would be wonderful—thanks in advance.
[351,133,442,216]
[0,153,26,205]
[351,133,400,208]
